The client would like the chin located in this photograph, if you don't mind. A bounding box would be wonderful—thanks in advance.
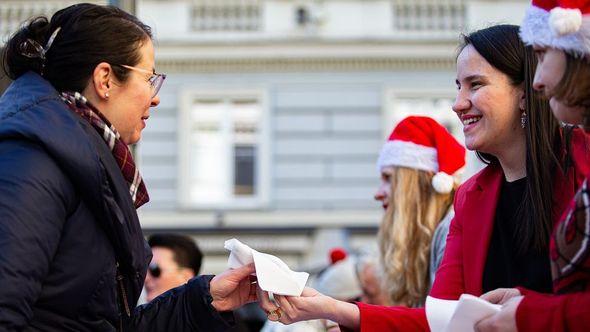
[463,139,478,152]
[127,134,142,145]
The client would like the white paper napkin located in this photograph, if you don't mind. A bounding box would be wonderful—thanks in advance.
[224,238,309,296]
[426,294,501,332]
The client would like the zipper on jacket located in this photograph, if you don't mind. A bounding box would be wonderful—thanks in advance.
[116,263,131,318]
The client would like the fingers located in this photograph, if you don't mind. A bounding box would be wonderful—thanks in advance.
[257,288,278,312]
[481,288,521,305]
[274,294,294,313]
[230,263,256,280]
[274,294,298,324]
[480,289,505,304]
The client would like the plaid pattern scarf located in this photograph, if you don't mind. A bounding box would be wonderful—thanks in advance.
[551,177,590,293]
[61,91,149,208]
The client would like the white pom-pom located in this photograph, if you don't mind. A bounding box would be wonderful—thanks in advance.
[432,172,454,194]
[549,7,582,36]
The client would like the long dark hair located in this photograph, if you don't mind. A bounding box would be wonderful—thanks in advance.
[461,25,561,253]
[2,3,152,93]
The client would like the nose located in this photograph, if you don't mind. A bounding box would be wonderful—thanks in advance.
[452,89,471,114]
[532,70,545,92]
[151,94,160,107]
[374,185,386,202]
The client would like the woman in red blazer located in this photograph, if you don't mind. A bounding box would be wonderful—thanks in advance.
[257,24,590,331]
[476,1,590,331]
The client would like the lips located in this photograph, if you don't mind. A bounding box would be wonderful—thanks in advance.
[461,115,481,125]
[141,115,149,128]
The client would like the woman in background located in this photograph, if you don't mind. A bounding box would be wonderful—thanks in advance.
[374,115,465,307]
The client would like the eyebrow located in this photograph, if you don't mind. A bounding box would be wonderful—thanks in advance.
[456,74,486,85]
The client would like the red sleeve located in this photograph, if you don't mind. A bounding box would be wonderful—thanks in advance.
[517,291,590,331]
[357,303,428,332]
[356,186,469,331]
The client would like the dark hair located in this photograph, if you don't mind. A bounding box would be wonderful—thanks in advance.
[460,25,561,253]
[1,3,152,93]
[553,53,590,130]
[148,233,203,275]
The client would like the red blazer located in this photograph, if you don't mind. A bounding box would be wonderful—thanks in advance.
[357,130,589,332]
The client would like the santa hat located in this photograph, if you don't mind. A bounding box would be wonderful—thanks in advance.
[376,116,466,194]
[520,0,590,57]
[314,255,363,301]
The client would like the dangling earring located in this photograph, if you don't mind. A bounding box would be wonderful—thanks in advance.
[521,111,527,128]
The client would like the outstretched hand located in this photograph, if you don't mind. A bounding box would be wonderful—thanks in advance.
[210,264,257,312]
[257,287,360,330]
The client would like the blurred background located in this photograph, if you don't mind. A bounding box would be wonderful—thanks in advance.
[0,0,527,278]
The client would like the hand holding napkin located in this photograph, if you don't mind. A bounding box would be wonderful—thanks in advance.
[426,294,501,332]
[224,238,309,296]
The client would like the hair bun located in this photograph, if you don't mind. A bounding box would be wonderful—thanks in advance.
[2,16,50,79]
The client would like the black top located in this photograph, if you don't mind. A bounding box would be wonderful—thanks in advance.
[482,177,552,294]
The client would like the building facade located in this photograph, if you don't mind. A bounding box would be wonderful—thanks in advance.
[0,0,528,273]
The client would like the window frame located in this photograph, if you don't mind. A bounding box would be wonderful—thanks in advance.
[178,88,271,210]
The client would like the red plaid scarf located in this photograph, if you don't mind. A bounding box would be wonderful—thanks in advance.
[61,91,149,208]
[551,177,590,293]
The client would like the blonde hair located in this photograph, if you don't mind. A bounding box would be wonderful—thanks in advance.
[377,166,455,307]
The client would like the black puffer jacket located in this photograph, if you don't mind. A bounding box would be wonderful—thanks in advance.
[0,72,233,331]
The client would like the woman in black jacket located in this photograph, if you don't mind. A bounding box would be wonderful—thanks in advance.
[0,4,256,331]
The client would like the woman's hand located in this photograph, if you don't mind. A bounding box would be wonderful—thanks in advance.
[474,296,523,332]
[480,288,521,305]
[209,264,257,312]
[258,287,360,330]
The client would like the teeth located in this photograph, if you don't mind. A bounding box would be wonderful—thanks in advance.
[463,117,481,125]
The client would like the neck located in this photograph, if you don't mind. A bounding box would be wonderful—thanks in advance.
[495,135,527,182]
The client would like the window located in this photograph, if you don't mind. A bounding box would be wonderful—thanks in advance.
[179,90,269,209]
[391,0,465,34]
[190,0,262,32]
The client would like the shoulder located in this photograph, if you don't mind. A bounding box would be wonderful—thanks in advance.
[0,139,73,195]
[569,127,590,177]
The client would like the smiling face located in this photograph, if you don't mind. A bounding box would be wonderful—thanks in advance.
[102,38,160,145]
[452,45,525,156]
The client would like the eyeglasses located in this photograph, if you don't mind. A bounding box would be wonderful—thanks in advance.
[147,263,186,278]
[147,263,163,278]
[113,64,166,98]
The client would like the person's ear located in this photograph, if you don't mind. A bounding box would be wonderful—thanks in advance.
[519,93,526,111]
[180,268,195,282]
[90,62,112,100]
